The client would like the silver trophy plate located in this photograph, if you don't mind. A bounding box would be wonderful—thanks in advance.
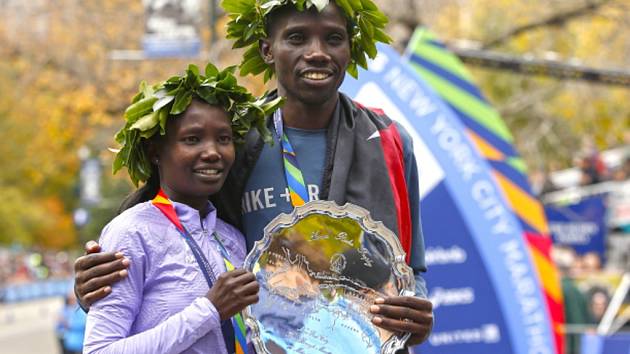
[243,200,415,354]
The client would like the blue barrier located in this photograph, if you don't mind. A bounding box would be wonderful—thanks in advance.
[581,333,630,354]
[1,278,72,303]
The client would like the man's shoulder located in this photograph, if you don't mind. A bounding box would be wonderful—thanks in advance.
[341,92,391,120]
[339,92,415,156]
[340,92,413,136]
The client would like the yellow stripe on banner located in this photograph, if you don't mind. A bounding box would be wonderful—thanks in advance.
[153,195,170,205]
[493,172,549,234]
[528,244,563,303]
[466,129,505,161]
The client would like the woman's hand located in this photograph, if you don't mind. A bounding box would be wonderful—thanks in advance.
[369,296,433,346]
[206,269,259,320]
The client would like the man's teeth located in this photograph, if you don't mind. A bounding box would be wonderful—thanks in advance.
[303,72,329,80]
[196,169,219,175]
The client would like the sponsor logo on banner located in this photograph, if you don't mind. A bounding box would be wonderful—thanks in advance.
[545,195,607,258]
[549,222,599,244]
[429,324,501,346]
[425,246,467,266]
[429,287,475,309]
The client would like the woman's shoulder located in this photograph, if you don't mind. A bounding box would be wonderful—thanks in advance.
[99,201,164,248]
[102,201,157,230]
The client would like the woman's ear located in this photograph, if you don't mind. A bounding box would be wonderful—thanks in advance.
[259,39,274,65]
[146,141,160,166]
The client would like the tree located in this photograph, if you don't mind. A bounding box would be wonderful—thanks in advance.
[0,0,256,248]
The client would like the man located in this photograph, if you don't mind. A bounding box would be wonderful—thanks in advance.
[74,0,433,349]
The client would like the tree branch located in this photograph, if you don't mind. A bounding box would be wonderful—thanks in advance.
[482,0,614,49]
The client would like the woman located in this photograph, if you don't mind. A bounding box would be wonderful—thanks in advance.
[83,64,283,354]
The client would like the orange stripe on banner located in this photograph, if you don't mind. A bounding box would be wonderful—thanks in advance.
[544,291,565,354]
[289,191,305,206]
[493,172,549,234]
[528,244,562,303]
[525,232,564,354]
[466,129,505,161]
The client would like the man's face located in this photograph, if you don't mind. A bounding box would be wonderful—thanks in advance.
[261,3,351,107]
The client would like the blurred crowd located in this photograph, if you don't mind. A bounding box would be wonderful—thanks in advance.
[552,246,613,323]
[552,245,630,353]
[0,247,75,287]
[530,139,630,197]
[532,153,629,199]
[551,245,630,354]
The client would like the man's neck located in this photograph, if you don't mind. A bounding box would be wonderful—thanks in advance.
[280,94,339,130]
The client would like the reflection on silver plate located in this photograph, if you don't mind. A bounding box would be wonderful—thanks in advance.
[244,201,415,354]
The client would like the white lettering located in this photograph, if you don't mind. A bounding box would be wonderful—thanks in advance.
[430,287,475,309]
[383,66,437,117]
[263,188,276,208]
[500,240,552,354]
[250,189,264,211]
[430,115,481,181]
[308,184,320,202]
[549,222,599,245]
[429,324,501,346]
[471,180,514,235]
[280,188,291,203]
[425,246,467,266]
[242,191,252,213]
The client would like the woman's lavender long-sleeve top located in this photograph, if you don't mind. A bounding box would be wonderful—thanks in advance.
[83,200,247,354]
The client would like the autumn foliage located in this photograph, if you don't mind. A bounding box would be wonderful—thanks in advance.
[1,0,628,248]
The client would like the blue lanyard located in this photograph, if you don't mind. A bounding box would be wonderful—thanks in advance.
[151,190,242,354]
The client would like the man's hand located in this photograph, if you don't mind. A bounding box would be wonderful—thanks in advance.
[206,269,259,321]
[370,296,433,346]
[74,241,130,310]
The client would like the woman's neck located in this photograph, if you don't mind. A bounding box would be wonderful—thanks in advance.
[160,186,209,216]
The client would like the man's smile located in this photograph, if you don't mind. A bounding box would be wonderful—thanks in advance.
[301,70,333,80]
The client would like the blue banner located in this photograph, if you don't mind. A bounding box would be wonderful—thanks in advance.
[340,45,556,354]
[1,279,72,303]
[545,196,607,259]
[581,333,630,354]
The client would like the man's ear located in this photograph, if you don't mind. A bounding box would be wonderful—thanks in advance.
[259,39,274,65]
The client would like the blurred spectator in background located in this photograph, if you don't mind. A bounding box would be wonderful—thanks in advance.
[0,247,74,287]
[1,247,76,304]
[552,246,590,354]
[586,286,611,325]
[611,156,630,182]
[57,291,86,354]
[580,137,609,183]
[530,168,558,197]
[582,252,603,274]
[569,253,586,279]
[623,157,630,180]
[576,153,604,186]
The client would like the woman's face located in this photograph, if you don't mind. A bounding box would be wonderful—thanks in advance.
[155,100,235,211]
